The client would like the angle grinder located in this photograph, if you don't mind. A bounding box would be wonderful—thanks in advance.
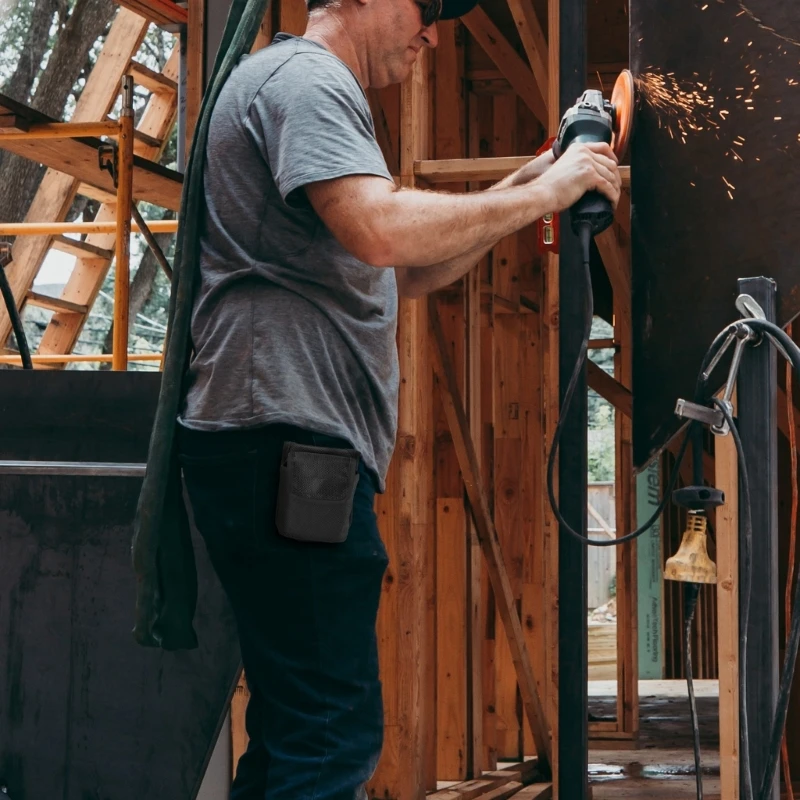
[552,69,635,236]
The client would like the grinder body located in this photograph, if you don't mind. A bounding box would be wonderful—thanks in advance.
[553,88,616,236]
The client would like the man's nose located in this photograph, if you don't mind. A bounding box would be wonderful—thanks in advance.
[421,22,438,48]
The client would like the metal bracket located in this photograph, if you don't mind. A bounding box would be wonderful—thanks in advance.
[97,142,119,188]
[675,398,724,428]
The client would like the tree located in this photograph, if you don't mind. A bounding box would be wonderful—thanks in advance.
[0,0,116,225]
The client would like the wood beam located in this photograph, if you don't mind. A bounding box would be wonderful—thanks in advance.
[428,296,552,774]
[416,157,630,187]
[504,0,548,112]
[50,235,113,260]
[587,360,632,418]
[369,49,433,800]
[25,291,89,315]
[0,115,182,210]
[115,0,187,25]
[37,45,179,358]
[0,8,149,349]
[716,427,740,800]
[461,7,547,127]
[128,60,178,94]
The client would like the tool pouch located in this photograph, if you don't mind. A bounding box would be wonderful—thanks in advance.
[275,441,361,544]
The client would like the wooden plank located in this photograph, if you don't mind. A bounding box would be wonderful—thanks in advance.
[185,0,204,157]
[437,498,469,780]
[544,0,559,791]
[25,291,88,315]
[128,60,178,94]
[415,159,630,186]
[511,784,553,799]
[279,0,307,35]
[115,0,187,25]
[504,0,548,109]
[612,226,638,736]
[716,428,739,800]
[37,46,180,358]
[251,1,275,52]
[0,128,181,210]
[369,50,433,800]
[587,359,632,418]
[0,9,149,348]
[50,235,113,260]
[429,296,552,773]
[491,96,519,305]
[461,6,546,126]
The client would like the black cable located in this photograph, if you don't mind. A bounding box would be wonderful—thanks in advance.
[546,222,694,546]
[683,581,704,800]
[0,249,33,370]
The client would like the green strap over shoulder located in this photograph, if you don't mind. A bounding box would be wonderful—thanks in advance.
[131,0,271,649]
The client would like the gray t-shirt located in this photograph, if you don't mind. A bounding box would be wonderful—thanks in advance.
[180,34,399,491]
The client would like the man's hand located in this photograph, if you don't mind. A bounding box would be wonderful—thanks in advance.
[509,148,556,186]
[536,142,621,213]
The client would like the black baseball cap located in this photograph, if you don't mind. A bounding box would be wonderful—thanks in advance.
[439,0,479,19]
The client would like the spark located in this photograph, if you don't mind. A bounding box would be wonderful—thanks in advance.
[702,3,709,8]
[724,36,729,42]
[775,116,782,120]
[728,190,734,200]
[722,176,736,189]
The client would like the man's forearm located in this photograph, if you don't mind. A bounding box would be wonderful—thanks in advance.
[397,241,492,297]
[366,180,556,269]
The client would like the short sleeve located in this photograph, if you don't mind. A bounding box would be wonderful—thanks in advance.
[246,51,393,203]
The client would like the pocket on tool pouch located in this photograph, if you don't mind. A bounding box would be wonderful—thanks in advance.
[179,449,262,556]
[275,441,360,544]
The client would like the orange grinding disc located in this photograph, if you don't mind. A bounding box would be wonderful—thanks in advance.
[611,69,634,161]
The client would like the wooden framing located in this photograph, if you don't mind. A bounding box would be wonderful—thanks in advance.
[0,0,696,797]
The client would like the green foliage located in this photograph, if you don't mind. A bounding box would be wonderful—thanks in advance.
[588,316,616,482]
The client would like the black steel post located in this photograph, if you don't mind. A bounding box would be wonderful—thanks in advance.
[558,0,589,796]
[737,276,779,800]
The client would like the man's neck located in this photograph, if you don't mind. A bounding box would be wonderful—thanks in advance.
[303,13,367,87]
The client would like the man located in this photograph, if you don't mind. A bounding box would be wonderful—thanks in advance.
[176,0,621,794]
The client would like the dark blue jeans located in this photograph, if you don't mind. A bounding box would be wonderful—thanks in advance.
[178,423,388,800]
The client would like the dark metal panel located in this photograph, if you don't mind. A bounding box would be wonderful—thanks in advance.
[558,0,589,796]
[0,373,240,800]
[737,277,779,800]
[630,0,800,467]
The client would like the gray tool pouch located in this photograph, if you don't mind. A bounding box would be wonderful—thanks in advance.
[275,441,361,544]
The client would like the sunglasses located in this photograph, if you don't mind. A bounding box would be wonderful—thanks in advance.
[415,0,442,27]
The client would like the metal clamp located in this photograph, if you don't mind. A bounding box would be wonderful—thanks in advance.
[98,142,118,188]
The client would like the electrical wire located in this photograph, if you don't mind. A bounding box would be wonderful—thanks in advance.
[544,224,800,799]
[546,222,693,547]
[0,249,33,370]
[683,581,704,800]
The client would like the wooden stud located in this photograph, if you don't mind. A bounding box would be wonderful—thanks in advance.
[611,224,639,737]
[185,0,205,158]
[586,360,632,418]
[543,0,560,788]
[716,427,740,799]
[279,0,307,35]
[437,498,469,780]
[429,295,552,772]
[461,6,547,126]
[369,49,433,800]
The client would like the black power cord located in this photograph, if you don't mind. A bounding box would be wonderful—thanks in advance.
[0,247,33,370]
[546,222,693,547]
